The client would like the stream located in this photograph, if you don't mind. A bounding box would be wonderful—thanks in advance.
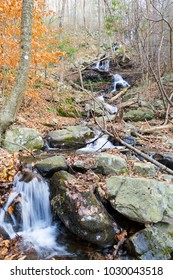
[0,73,131,260]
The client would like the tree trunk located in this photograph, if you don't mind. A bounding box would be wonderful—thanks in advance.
[0,0,34,139]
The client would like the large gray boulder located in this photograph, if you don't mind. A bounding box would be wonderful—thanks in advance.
[3,126,44,152]
[126,223,173,260]
[47,126,94,149]
[35,155,68,176]
[50,171,118,247]
[133,162,157,178]
[106,176,173,224]
[124,108,154,122]
[95,153,128,175]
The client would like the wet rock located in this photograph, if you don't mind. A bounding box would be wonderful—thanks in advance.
[3,126,44,152]
[152,153,173,170]
[106,176,173,224]
[47,126,94,149]
[35,155,68,176]
[72,160,92,173]
[124,108,154,122]
[133,162,157,178]
[125,223,173,260]
[50,171,118,247]
[0,225,10,240]
[13,201,23,231]
[94,153,128,175]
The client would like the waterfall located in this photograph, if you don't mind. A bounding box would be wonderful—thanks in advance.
[91,59,110,72]
[77,131,115,153]
[111,74,129,93]
[0,173,66,258]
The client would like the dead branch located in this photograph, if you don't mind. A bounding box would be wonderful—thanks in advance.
[2,139,36,158]
[110,87,130,103]
[139,123,173,134]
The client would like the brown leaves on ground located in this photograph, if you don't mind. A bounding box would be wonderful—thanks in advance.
[0,236,26,260]
[0,149,19,204]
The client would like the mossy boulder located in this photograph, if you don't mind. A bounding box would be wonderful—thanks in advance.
[94,153,128,175]
[124,108,154,122]
[133,162,157,178]
[50,171,118,247]
[126,223,173,260]
[47,126,94,149]
[106,176,173,224]
[35,155,68,176]
[3,126,44,152]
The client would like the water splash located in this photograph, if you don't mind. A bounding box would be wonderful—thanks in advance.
[111,74,129,93]
[0,174,67,258]
[91,59,110,72]
[77,131,115,153]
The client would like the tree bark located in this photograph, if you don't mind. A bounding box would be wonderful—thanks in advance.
[0,0,34,139]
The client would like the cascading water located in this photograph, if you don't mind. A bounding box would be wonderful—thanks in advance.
[91,59,110,72]
[111,74,129,93]
[77,130,115,153]
[0,173,66,258]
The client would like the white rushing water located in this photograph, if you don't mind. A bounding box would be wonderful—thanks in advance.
[0,174,66,258]
[111,74,129,93]
[77,131,115,153]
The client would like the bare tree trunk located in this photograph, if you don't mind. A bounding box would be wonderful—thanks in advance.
[0,0,34,139]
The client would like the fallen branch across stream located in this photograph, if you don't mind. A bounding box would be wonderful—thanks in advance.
[94,119,173,176]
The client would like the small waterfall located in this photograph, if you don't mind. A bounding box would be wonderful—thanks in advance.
[96,95,118,115]
[77,131,115,153]
[111,74,129,93]
[0,173,66,258]
[91,59,110,72]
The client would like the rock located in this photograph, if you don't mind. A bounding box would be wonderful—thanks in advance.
[125,223,173,260]
[124,108,154,122]
[94,153,128,175]
[3,126,44,152]
[165,138,173,149]
[50,171,118,247]
[133,162,157,178]
[35,155,68,176]
[106,176,173,224]
[152,153,173,170]
[85,96,117,117]
[72,160,92,173]
[0,225,10,240]
[47,126,94,149]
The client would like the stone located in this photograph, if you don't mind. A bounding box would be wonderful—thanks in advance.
[94,153,128,175]
[124,108,154,122]
[3,126,44,152]
[126,223,173,260]
[106,176,173,224]
[72,160,92,173]
[50,171,118,247]
[0,225,10,240]
[133,162,157,178]
[47,126,94,149]
[35,155,68,176]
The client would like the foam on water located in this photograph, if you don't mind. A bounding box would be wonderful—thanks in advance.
[0,174,67,258]
[77,131,115,153]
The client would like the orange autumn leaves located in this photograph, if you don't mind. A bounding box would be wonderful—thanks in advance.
[0,0,65,87]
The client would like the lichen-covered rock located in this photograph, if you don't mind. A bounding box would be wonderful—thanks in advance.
[4,126,44,152]
[35,155,68,176]
[133,162,157,178]
[47,126,94,149]
[106,176,173,224]
[94,153,128,175]
[50,171,118,247]
[124,108,154,122]
[125,223,173,260]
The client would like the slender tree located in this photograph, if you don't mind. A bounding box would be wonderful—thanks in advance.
[0,0,34,141]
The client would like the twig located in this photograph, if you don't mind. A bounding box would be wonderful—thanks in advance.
[139,123,173,134]
[2,139,36,158]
